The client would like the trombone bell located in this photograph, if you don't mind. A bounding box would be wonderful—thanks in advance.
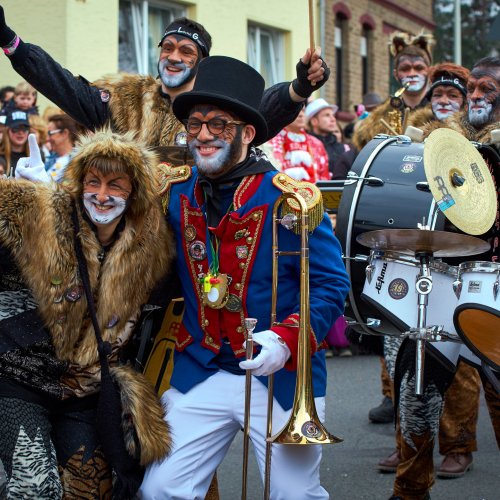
[269,406,343,445]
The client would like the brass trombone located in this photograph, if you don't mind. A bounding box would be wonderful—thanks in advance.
[262,191,343,499]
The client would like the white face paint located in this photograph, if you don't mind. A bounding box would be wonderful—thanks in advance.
[401,74,427,92]
[432,100,461,121]
[158,59,194,88]
[188,138,233,177]
[468,98,493,126]
[83,193,127,225]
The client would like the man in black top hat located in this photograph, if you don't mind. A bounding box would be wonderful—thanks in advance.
[0,7,329,157]
[139,55,350,499]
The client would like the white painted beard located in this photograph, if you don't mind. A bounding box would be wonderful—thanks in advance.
[401,75,426,92]
[432,101,461,121]
[83,193,127,225]
[468,98,493,126]
[188,139,233,177]
[158,59,193,88]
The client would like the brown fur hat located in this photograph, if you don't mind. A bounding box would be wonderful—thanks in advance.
[64,128,160,224]
[390,31,434,67]
[426,62,470,99]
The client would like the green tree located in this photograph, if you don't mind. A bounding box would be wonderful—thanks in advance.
[433,0,500,68]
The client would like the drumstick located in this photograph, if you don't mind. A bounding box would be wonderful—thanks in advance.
[308,0,317,87]
[401,107,410,135]
[380,118,399,136]
[309,0,315,54]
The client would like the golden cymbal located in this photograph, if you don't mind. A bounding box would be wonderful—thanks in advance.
[424,129,497,235]
[356,229,490,257]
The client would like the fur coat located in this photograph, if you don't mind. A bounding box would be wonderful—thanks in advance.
[422,109,500,144]
[0,130,174,465]
[92,74,184,148]
[352,98,430,151]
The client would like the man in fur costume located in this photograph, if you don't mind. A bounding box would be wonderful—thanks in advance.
[0,7,329,157]
[139,55,350,499]
[353,32,434,151]
[379,62,485,482]
[388,57,500,500]
[0,130,174,498]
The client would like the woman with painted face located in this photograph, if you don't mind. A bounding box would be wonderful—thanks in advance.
[0,129,174,498]
[408,62,470,128]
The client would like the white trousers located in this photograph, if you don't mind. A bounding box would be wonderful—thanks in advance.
[139,370,329,500]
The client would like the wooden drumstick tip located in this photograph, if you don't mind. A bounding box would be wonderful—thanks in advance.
[490,129,500,145]
[404,126,425,143]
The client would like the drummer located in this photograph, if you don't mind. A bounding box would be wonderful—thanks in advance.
[389,56,500,500]
[378,62,484,481]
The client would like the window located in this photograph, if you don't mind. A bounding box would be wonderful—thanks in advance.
[335,17,345,109]
[119,1,186,74]
[360,31,368,96]
[248,24,284,86]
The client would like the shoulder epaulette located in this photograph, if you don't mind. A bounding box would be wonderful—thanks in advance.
[157,163,192,214]
[272,173,324,233]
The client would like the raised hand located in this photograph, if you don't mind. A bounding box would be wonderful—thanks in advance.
[291,47,331,99]
[0,5,17,47]
[15,134,50,183]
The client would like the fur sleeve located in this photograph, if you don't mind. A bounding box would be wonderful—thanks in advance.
[0,179,40,249]
[352,100,392,151]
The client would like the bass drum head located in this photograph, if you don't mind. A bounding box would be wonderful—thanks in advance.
[336,136,446,338]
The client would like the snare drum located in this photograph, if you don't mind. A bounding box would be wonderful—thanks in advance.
[362,251,457,335]
[363,251,483,371]
[453,261,500,370]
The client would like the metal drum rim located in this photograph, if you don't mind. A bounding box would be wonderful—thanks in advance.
[458,261,500,273]
[371,250,457,276]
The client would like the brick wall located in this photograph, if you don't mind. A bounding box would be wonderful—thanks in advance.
[322,0,434,122]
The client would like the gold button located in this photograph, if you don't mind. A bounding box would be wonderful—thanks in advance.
[278,175,285,181]
[236,326,244,333]
[246,237,253,244]
[204,319,209,326]
[206,336,213,343]
[239,262,245,269]
[235,283,242,291]
[252,212,260,221]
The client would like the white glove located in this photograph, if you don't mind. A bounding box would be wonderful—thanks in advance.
[239,330,291,376]
[285,166,310,181]
[15,134,51,183]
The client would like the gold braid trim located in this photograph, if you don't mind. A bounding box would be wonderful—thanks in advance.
[272,173,324,234]
[157,163,192,214]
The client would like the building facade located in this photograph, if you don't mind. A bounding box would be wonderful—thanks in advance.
[321,0,434,122]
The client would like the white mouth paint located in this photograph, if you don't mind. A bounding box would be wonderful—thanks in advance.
[83,193,127,225]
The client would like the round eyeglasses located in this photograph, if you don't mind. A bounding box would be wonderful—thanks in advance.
[183,118,246,136]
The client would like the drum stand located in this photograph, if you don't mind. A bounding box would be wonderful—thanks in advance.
[402,250,463,395]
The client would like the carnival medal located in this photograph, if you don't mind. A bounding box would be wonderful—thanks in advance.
[201,272,229,309]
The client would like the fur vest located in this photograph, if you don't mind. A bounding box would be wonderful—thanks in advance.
[422,109,500,144]
[406,105,435,130]
[92,74,184,148]
[352,98,429,151]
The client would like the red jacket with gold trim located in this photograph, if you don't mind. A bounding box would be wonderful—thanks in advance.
[159,165,350,410]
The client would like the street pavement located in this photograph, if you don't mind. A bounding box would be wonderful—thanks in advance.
[218,353,500,499]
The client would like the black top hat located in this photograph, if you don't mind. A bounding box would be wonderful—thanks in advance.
[173,56,268,146]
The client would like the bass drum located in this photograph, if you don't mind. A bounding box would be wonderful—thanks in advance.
[336,136,448,338]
